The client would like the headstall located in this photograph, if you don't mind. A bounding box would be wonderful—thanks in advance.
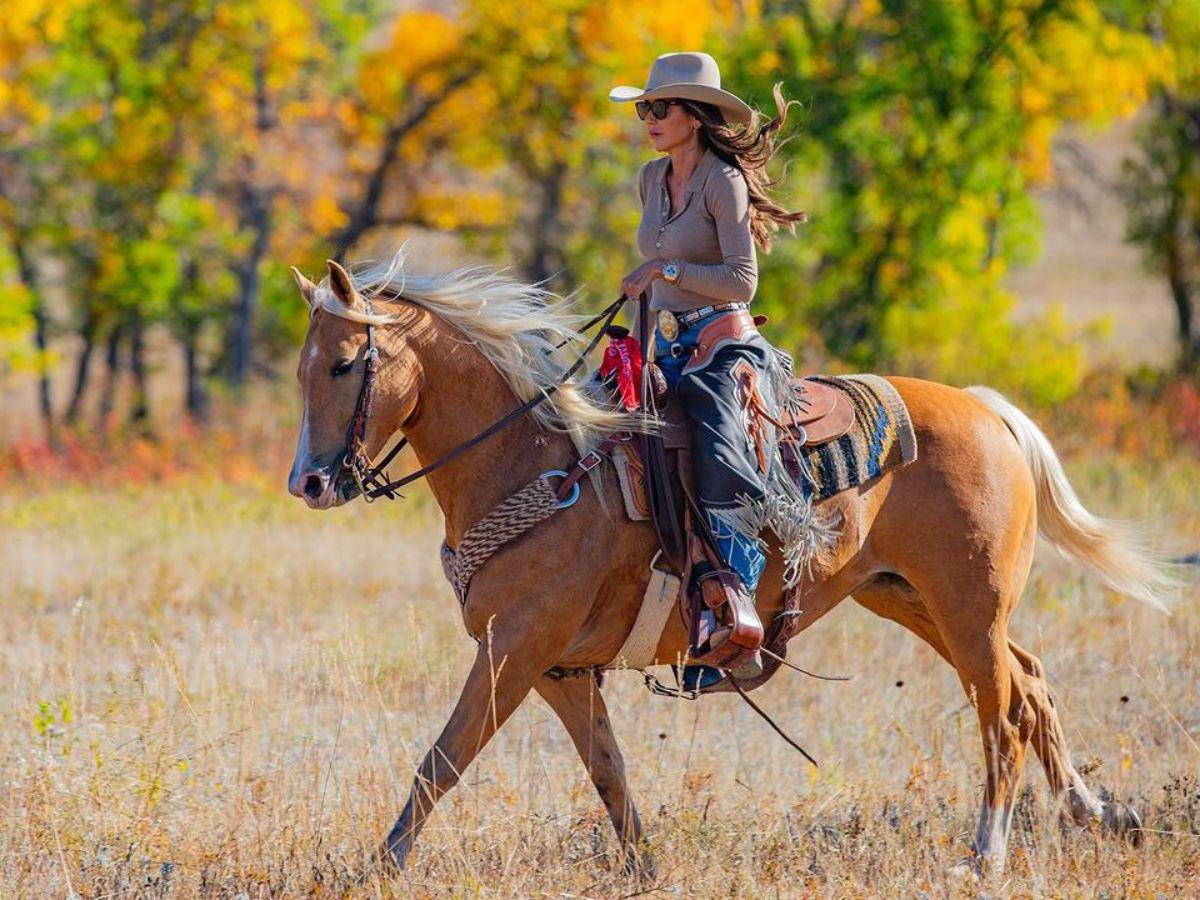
[339,292,631,502]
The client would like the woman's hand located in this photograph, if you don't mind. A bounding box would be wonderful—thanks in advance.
[620,261,664,300]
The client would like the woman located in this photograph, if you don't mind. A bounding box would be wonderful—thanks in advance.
[611,51,806,684]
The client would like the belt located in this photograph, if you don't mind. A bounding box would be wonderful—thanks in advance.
[674,302,749,328]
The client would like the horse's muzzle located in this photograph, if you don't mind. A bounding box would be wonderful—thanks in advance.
[289,461,358,509]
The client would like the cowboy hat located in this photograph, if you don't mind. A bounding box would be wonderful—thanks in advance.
[609,51,753,126]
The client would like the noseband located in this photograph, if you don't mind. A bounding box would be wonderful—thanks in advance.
[338,292,631,502]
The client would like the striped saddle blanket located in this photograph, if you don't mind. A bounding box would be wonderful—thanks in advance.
[610,373,918,520]
[780,374,918,501]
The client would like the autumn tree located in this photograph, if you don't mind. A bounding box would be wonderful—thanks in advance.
[0,0,84,436]
[719,0,1164,401]
[1,0,1192,437]
[1119,0,1200,372]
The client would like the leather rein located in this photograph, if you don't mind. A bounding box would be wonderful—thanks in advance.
[339,292,631,502]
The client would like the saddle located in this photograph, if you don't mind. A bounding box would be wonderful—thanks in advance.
[608,305,855,688]
[614,376,854,521]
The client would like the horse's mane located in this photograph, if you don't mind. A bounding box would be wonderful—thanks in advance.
[311,241,646,450]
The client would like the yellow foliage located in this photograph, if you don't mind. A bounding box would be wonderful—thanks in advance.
[410,185,506,232]
[307,194,347,235]
[360,10,462,111]
[1013,1,1169,185]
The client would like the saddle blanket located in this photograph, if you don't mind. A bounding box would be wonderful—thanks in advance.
[610,373,918,519]
[781,374,918,501]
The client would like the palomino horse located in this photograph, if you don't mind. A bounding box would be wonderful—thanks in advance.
[287,250,1176,875]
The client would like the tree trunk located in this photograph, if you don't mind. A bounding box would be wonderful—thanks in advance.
[128,317,149,426]
[525,162,568,291]
[65,308,98,426]
[330,67,480,259]
[1166,238,1197,373]
[11,239,54,438]
[97,325,123,430]
[229,182,271,387]
[182,328,210,423]
[227,44,275,388]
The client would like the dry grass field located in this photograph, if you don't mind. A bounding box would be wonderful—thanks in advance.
[1,448,1198,898]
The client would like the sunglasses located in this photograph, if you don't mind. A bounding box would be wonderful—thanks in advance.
[635,99,682,121]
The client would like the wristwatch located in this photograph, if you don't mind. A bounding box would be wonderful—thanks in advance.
[661,261,680,285]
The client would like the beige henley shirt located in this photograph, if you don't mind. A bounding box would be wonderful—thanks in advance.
[636,145,759,313]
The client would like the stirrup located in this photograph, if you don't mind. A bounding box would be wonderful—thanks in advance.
[689,569,765,669]
[729,648,764,680]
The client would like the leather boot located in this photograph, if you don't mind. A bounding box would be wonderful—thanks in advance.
[684,509,767,679]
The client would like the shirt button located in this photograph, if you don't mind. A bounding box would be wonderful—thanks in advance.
[655,242,662,249]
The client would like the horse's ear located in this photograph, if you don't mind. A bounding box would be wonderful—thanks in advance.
[290,266,318,307]
[325,259,358,308]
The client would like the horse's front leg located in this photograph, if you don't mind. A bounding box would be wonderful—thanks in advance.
[535,673,654,877]
[376,633,542,870]
[375,550,597,873]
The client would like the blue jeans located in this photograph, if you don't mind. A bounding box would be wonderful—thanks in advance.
[654,311,774,595]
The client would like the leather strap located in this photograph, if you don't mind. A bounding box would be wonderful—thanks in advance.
[357,294,629,500]
[552,432,634,502]
[637,292,688,570]
[681,309,759,372]
[675,301,749,328]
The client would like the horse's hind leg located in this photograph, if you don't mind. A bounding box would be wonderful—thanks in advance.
[859,573,1036,868]
[888,542,1036,874]
[1008,640,1143,842]
[535,674,653,876]
[856,571,1036,869]
[942,609,1036,869]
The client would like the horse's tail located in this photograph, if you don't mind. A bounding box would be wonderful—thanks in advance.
[964,385,1180,613]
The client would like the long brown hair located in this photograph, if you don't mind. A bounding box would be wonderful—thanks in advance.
[680,82,806,253]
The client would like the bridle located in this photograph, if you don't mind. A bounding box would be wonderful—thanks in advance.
[338,291,631,502]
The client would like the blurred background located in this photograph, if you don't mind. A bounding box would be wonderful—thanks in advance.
[2,0,1200,474]
[3,4,1200,894]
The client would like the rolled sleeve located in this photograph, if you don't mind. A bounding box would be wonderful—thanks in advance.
[673,167,758,302]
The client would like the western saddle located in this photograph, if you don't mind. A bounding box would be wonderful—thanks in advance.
[607,307,853,687]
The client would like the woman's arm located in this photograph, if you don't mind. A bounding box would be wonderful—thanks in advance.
[673,167,758,302]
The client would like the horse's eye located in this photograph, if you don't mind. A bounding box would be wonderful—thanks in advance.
[331,359,355,378]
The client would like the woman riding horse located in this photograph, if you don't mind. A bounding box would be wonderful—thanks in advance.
[286,49,1175,880]
[613,52,807,685]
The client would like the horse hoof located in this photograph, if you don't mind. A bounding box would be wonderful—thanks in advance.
[947,857,981,884]
[623,844,657,882]
[1102,801,1144,846]
[360,839,408,886]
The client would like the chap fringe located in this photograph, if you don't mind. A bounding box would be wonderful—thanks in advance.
[709,491,841,588]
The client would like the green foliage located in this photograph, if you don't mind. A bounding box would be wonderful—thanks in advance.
[0,0,1190,425]
[1119,0,1200,370]
[704,0,1163,399]
[32,695,73,743]
[0,246,36,372]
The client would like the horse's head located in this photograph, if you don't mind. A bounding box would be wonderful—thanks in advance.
[287,260,422,509]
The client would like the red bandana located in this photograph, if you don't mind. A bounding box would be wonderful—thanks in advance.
[599,334,643,410]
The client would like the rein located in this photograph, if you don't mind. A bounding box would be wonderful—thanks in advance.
[340,292,630,502]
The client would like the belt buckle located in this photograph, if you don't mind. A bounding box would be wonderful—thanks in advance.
[656,309,679,342]
[577,449,603,472]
